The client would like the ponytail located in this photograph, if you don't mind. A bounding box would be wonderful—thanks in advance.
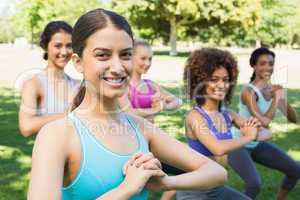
[250,71,256,82]
[71,81,86,111]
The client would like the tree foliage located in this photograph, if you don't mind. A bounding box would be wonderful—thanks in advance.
[11,0,102,44]
[2,0,300,48]
[112,0,261,53]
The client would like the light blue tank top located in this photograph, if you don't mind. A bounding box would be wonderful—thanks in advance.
[37,72,79,116]
[232,83,272,148]
[62,112,149,200]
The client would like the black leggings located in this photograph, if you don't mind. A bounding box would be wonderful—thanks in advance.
[228,141,300,199]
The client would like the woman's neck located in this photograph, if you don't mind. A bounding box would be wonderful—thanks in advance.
[130,70,142,85]
[201,99,220,112]
[46,62,65,80]
[76,88,119,120]
[252,78,269,89]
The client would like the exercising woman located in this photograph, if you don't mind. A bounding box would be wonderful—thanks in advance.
[18,21,79,137]
[27,9,227,200]
[228,47,300,200]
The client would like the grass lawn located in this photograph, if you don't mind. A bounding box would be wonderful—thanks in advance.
[0,84,300,200]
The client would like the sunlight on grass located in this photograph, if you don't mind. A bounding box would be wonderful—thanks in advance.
[288,150,300,161]
[0,145,31,166]
[1,84,300,200]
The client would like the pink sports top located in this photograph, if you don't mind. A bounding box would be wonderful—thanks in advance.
[128,79,156,108]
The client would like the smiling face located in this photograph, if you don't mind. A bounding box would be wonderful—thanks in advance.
[73,26,133,99]
[253,54,274,81]
[132,45,152,74]
[205,67,230,102]
[47,31,72,69]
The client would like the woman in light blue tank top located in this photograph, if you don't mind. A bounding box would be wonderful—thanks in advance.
[18,21,79,137]
[228,47,300,200]
[27,9,228,200]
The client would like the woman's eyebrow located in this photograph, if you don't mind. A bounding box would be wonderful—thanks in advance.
[120,48,133,52]
[92,47,111,52]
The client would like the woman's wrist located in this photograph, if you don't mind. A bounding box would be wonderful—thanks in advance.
[162,175,177,191]
[117,181,137,198]
[243,134,256,142]
[272,96,281,105]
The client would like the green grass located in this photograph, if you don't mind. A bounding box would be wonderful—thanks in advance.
[0,85,300,200]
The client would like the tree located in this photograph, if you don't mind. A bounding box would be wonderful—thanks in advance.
[112,0,260,55]
[0,18,19,43]
[245,0,300,47]
[12,0,103,44]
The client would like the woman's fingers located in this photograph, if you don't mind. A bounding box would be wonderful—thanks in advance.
[123,152,162,175]
[140,158,162,170]
[133,152,156,168]
[123,152,143,175]
[145,168,166,178]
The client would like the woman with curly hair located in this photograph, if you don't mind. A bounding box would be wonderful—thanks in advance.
[176,48,271,200]
[228,47,300,200]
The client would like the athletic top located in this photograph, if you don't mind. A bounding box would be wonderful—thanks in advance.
[36,72,78,115]
[62,111,149,200]
[232,83,272,148]
[128,79,156,108]
[188,106,233,156]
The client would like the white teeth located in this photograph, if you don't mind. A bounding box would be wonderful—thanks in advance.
[103,77,125,83]
[109,79,122,83]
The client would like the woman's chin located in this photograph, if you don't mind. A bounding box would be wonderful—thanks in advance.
[103,90,126,99]
[210,95,225,102]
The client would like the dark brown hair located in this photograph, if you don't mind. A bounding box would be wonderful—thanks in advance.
[40,21,73,60]
[71,8,134,111]
[249,47,275,82]
[184,48,238,108]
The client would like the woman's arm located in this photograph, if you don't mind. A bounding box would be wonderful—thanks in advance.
[187,110,256,156]
[241,87,280,127]
[278,98,298,123]
[28,118,157,200]
[153,82,182,111]
[95,185,134,200]
[118,91,162,118]
[18,78,66,137]
[230,110,272,141]
[27,119,69,200]
[133,114,227,191]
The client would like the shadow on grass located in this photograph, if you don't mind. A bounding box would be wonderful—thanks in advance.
[0,87,33,200]
[152,83,300,200]
[0,84,300,200]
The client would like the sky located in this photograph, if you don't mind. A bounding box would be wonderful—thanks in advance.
[0,0,18,18]
[0,0,109,18]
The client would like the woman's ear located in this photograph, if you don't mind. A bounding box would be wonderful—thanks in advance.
[72,53,84,74]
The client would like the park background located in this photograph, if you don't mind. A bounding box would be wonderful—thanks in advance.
[0,0,300,199]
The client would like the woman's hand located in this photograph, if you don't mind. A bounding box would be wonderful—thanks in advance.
[271,85,285,102]
[121,152,165,195]
[240,117,259,140]
[151,95,164,112]
[123,152,162,174]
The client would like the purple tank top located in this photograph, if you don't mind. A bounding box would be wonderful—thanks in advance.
[188,106,233,156]
[128,79,156,108]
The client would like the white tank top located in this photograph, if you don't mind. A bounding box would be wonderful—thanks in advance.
[36,72,79,116]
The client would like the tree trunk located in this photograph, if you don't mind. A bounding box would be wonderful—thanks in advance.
[169,17,177,56]
[31,26,34,49]
[255,39,261,48]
